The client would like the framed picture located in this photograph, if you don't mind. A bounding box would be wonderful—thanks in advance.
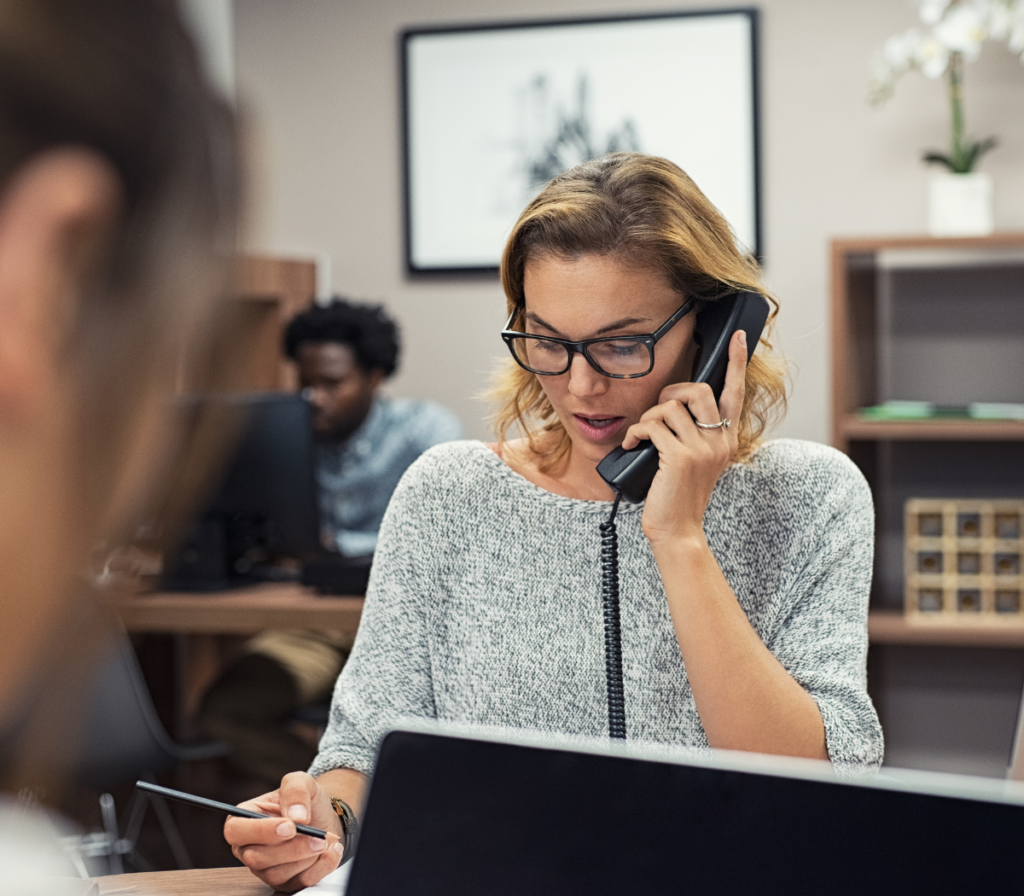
[402,8,761,274]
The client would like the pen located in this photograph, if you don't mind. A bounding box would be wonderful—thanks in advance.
[135,780,329,839]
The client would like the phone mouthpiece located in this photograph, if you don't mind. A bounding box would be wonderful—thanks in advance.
[596,442,658,504]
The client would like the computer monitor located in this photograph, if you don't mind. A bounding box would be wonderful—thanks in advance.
[162,392,322,591]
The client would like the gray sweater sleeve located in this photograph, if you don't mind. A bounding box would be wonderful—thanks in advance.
[756,449,882,770]
[309,469,436,776]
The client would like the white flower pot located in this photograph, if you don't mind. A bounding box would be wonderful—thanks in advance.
[927,172,994,237]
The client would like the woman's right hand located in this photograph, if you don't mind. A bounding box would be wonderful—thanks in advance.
[224,771,345,892]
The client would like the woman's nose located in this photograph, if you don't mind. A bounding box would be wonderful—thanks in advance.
[566,351,608,398]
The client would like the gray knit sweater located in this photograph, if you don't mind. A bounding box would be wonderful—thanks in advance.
[310,438,883,776]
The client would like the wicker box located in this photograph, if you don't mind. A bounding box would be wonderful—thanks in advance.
[904,498,1024,620]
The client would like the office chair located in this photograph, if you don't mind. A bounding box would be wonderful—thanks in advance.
[62,620,226,876]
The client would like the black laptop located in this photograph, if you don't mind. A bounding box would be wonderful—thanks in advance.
[342,727,1024,895]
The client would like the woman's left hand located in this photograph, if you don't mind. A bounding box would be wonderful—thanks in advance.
[620,329,748,548]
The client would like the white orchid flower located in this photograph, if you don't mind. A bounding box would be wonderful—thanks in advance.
[920,0,953,25]
[1010,2,1024,51]
[935,4,988,59]
[984,1,1013,40]
[916,35,951,76]
[870,0,1024,108]
[884,28,922,72]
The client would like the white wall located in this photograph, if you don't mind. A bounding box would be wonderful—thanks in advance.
[234,0,1024,442]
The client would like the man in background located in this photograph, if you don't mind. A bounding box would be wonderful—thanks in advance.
[292,299,461,556]
[199,298,461,783]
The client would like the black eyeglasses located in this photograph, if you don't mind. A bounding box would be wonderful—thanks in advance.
[501,298,696,379]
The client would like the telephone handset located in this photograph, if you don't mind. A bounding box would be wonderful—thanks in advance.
[595,290,771,503]
[592,290,770,741]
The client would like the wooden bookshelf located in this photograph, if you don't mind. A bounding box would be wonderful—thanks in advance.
[178,254,317,394]
[835,235,1024,777]
[230,255,317,391]
[831,234,1024,613]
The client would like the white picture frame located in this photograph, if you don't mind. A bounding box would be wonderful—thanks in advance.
[402,8,762,273]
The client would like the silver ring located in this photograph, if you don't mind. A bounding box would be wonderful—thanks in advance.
[695,417,731,431]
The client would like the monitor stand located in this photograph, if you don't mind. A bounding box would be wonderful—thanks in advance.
[300,552,372,595]
[161,516,300,592]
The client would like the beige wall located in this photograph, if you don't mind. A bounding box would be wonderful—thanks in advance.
[234,0,1024,443]
[182,0,235,100]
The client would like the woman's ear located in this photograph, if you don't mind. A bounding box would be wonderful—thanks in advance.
[0,148,121,422]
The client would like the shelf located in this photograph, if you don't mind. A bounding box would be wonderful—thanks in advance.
[842,416,1024,442]
[830,234,1024,453]
[869,610,1024,648]
[832,233,1024,254]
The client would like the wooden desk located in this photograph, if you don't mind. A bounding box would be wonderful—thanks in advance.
[105,582,364,729]
[95,866,271,895]
[107,582,364,635]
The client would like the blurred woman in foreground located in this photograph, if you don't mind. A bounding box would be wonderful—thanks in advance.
[0,0,236,885]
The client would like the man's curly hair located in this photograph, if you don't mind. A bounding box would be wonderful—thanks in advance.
[283,297,400,376]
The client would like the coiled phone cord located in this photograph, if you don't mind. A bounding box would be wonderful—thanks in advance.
[599,491,626,739]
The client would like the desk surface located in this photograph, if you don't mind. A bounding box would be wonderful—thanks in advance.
[95,866,271,896]
[107,582,364,635]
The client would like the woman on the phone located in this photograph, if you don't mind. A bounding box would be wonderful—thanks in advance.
[227,153,882,891]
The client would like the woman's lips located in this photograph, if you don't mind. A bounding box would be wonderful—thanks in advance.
[573,414,626,441]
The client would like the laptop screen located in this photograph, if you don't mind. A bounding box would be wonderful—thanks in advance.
[344,727,1024,895]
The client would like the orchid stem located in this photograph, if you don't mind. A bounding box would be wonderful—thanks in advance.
[948,51,966,171]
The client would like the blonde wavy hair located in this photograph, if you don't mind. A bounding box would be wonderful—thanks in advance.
[491,152,787,468]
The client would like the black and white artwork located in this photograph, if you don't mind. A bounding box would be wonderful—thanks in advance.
[403,10,760,273]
